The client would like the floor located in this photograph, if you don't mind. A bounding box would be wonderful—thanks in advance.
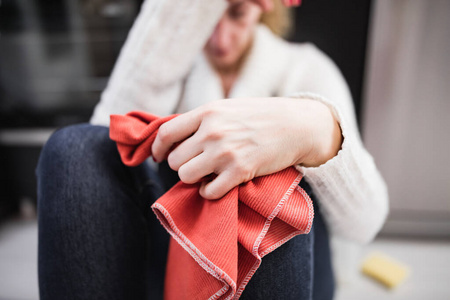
[334,237,450,300]
[1,217,449,300]
[0,219,38,300]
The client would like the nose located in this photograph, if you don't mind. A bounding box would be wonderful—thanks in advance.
[209,19,232,51]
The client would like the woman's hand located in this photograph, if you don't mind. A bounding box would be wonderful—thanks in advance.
[231,0,302,13]
[151,97,342,199]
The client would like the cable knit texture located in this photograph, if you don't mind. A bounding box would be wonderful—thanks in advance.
[91,0,388,244]
[109,111,314,300]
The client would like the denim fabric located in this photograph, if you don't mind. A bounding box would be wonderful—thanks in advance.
[36,124,333,300]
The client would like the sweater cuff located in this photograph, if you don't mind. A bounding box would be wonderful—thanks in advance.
[288,91,352,176]
[288,92,387,243]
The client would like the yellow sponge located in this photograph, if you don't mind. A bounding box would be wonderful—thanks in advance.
[361,253,410,288]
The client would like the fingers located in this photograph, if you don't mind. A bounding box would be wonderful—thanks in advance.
[167,132,203,171]
[238,0,302,13]
[246,0,274,11]
[282,0,301,7]
[259,0,274,11]
[177,153,215,184]
[151,110,201,162]
[199,169,242,200]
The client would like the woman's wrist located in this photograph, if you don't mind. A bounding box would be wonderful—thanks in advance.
[295,99,343,168]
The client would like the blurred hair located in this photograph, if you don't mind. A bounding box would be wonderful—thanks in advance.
[260,1,293,38]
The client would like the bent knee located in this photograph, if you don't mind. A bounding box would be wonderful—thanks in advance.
[37,124,112,174]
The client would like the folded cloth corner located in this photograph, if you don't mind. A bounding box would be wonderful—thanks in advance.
[110,111,314,300]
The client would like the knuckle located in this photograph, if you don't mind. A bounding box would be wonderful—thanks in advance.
[157,124,171,143]
[233,162,252,182]
[200,104,218,118]
[219,148,240,166]
[204,130,223,141]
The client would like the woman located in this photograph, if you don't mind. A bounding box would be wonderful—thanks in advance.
[37,0,388,299]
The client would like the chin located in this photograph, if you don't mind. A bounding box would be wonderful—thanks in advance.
[211,56,239,71]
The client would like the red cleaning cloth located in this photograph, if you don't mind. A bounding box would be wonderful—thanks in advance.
[110,111,314,300]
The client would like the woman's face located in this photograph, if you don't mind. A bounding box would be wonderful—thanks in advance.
[204,1,263,72]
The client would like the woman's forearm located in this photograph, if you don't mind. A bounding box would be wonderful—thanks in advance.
[90,0,228,125]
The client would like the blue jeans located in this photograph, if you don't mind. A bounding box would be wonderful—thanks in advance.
[36,124,334,300]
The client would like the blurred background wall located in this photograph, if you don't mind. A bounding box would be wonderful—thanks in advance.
[363,0,450,237]
[1,0,144,218]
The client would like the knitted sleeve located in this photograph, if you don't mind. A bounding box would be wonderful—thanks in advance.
[287,45,389,244]
[90,0,228,126]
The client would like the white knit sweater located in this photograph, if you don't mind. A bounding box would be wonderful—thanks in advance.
[91,0,388,244]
